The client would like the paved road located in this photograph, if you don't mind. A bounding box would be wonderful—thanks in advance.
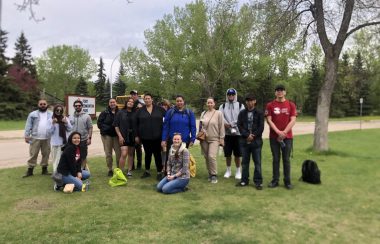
[1,120,379,169]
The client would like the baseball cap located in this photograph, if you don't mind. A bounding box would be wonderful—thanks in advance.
[226,89,236,95]
[274,84,285,91]
[130,90,138,95]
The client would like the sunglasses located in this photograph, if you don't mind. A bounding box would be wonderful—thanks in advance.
[74,105,82,107]
[39,103,47,106]
[227,93,235,96]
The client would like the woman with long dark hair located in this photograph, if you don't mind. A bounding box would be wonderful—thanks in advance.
[56,132,90,191]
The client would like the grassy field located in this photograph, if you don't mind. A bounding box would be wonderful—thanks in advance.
[0,129,379,243]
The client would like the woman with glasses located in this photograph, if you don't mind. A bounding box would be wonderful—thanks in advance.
[157,133,190,194]
[50,104,72,173]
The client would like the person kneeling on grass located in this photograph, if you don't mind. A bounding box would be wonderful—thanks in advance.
[157,133,189,194]
[55,131,90,191]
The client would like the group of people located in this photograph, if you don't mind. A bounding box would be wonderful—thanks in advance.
[22,84,296,194]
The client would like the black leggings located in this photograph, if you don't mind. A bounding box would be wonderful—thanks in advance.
[141,139,162,172]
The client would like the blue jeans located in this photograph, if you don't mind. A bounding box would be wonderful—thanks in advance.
[157,177,189,194]
[269,138,292,184]
[240,138,263,185]
[62,170,91,191]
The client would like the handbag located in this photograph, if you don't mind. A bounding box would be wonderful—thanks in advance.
[196,110,216,141]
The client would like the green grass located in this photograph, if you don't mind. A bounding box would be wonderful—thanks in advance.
[296,115,380,122]
[0,120,26,131]
[0,129,379,243]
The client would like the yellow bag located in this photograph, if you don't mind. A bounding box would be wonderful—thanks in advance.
[108,168,127,187]
[189,154,196,178]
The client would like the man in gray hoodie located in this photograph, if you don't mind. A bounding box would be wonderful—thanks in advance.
[219,88,245,179]
[69,100,93,169]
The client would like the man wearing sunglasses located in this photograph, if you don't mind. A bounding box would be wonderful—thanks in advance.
[23,99,53,177]
[69,100,93,169]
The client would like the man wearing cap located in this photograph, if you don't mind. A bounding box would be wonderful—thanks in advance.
[265,84,297,189]
[219,88,245,179]
[236,94,264,189]
[130,90,144,170]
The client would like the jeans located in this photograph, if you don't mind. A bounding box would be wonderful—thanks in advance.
[157,177,189,194]
[62,170,91,191]
[269,138,292,184]
[240,138,263,185]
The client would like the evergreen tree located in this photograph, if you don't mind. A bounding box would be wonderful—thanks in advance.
[75,76,89,95]
[12,32,36,77]
[331,53,351,117]
[0,30,9,76]
[304,62,322,115]
[94,57,106,104]
[104,79,111,103]
[353,51,372,115]
[113,63,127,96]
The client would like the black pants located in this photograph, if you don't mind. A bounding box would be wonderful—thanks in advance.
[269,138,292,184]
[142,139,162,172]
[240,138,263,185]
[135,144,142,166]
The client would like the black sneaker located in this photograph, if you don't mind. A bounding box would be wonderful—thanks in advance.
[285,183,293,190]
[268,181,279,188]
[108,170,113,177]
[255,184,263,190]
[141,171,151,179]
[53,183,60,192]
[156,172,163,181]
[41,167,51,175]
[236,181,248,187]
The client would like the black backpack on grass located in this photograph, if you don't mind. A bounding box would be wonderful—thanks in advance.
[300,160,321,184]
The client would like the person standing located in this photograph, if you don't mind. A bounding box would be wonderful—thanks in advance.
[135,93,166,180]
[130,90,144,170]
[114,98,136,177]
[199,97,225,184]
[236,94,264,189]
[97,98,121,176]
[219,88,245,180]
[161,95,196,152]
[69,100,93,169]
[265,84,297,190]
[23,99,53,177]
[50,104,72,173]
[157,133,190,194]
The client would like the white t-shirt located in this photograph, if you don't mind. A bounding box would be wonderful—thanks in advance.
[36,112,48,139]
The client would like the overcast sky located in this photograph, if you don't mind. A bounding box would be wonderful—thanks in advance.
[2,0,191,80]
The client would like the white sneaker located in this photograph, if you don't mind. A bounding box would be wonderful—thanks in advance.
[224,168,231,178]
[235,168,242,180]
[211,176,218,184]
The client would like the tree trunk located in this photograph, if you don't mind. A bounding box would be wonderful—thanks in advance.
[313,56,338,151]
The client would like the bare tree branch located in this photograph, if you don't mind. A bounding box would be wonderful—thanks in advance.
[346,20,380,38]
[15,0,45,22]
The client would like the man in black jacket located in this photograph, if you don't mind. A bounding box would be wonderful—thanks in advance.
[236,94,265,189]
[97,98,121,176]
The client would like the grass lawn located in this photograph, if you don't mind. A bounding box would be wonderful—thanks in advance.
[0,129,379,243]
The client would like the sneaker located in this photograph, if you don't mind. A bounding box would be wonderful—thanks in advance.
[41,167,51,175]
[141,171,151,179]
[285,183,293,190]
[255,184,263,190]
[127,171,133,178]
[207,174,212,182]
[268,181,279,188]
[107,170,113,177]
[53,183,60,192]
[235,168,242,180]
[211,175,218,184]
[236,181,248,187]
[22,167,34,178]
[224,169,231,178]
[156,172,163,181]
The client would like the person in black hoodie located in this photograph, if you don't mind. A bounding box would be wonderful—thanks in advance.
[57,131,90,191]
[135,93,166,180]
[236,94,264,190]
[97,98,121,176]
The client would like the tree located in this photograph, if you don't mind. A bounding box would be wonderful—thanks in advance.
[75,76,89,96]
[0,29,9,76]
[352,51,372,115]
[304,62,322,115]
[112,62,127,96]
[94,57,106,103]
[280,0,380,151]
[12,32,36,77]
[36,45,96,99]
[104,78,111,103]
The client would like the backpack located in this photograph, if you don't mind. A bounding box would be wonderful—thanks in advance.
[300,160,321,184]
[222,102,243,110]
[189,154,196,178]
[168,108,191,122]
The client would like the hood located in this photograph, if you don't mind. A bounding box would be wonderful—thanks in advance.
[169,142,186,156]
[225,88,238,103]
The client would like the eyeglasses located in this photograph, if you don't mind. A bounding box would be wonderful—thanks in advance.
[74,105,82,107]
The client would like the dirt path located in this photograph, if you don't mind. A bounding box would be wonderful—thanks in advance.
[1,120,379,169]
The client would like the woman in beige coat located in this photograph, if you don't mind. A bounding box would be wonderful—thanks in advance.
[199,97,225,183]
